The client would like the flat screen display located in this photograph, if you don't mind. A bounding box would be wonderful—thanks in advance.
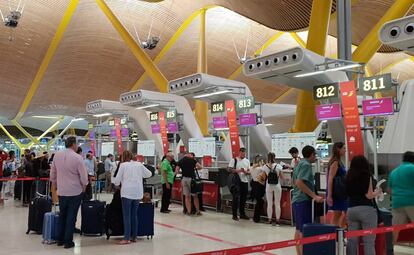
[362,97,394,117]
[316,103,342,121]
[239,113,257,127]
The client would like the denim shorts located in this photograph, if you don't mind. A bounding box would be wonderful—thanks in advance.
[293,200,312,232]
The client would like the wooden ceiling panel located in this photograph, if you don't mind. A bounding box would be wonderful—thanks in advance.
[0,0,69,118]
[28,0,144,117]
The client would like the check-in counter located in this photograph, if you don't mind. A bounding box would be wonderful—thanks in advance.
[171,167,221,211]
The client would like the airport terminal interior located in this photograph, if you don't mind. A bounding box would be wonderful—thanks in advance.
[1,0,414,254]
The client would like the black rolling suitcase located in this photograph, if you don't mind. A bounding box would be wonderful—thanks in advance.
[26,196,52,234]
[81,200,106,236]
[14,180,22,200]
[105,190,124,240]
[137,202,155,239]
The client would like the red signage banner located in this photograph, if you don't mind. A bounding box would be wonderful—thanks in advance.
[225,100,240,158]
[340,81,364,159]
[89,130,96,156]
[159,112,169,155]
[114,118,123,154]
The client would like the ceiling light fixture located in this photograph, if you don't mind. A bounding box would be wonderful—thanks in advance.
[193,90,232,99]
[72,118,85,122]
[136,103,160,110]
[294,63,361,78]
[93,113,111,118]
[265,123,274,127]
[214,127,230,131]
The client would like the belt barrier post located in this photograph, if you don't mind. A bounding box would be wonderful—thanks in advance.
[336,228,345,255]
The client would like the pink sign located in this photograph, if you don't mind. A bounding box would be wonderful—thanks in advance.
[239,113,257,127]
[362,97,394,117]
[213,117,228,129]
[316,103,342,121]
[151,124,160,134]
[121,128,129,137]
[167,122,179,133]
[110,129,116,138]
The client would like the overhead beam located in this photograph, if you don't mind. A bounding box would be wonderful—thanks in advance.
[195,8,209,136]
[38,117,64,140]
[11,120,39,144]
[13,0,79,121]
[292,0,333,133]
[289,32,306,48]
[131,5,217,91]
[96,0,169,92]
[352,0,414,63]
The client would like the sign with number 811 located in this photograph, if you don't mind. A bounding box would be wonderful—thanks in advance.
[358,73,392,94]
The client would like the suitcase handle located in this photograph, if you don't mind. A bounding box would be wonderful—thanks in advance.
[311,198,327,223]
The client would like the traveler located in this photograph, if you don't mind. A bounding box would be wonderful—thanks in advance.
[40,152,51,177]
[160,152,175,213]
[176,152,203,216]
[251,154,265,223]
[113,150,152,245]
[292,145,324,255]
[0,148,8,205]
[389,151,414,243]
[50,136,88,249]
[326,142,348,227]
[76,147,83,155]
[3,151,17,198]
[104,154,115,193]
[228,147,251,221]
[84,153,95,177]
[22,152,35,205]
[346,155,381,255]
[263,152,284,226]
[289,147,300,169]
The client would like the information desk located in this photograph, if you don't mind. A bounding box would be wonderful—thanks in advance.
[171,178,221,211]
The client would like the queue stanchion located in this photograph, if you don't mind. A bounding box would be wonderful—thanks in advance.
[336,228,345,255]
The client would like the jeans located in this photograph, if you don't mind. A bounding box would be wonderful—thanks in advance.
[121,197,139,241]
[58,194,83,245]
[347,206,378,255]
[266,184,282,221]
[161,183,172,212]
[232,182,248,217]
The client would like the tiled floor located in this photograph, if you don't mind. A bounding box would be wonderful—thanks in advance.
[0,194,413,255]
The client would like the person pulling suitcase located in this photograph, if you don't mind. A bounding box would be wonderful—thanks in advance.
[50,137,88,249]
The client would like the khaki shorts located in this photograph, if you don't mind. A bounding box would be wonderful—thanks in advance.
[392,206,414,225]
[182,177,196,196]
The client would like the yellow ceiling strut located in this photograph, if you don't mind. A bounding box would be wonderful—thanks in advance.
[289,32,306,48]
[13,0,79,121]
[0,124,24,149]
[352,0,414,64]
[38,117,64,140]
[195,8,210,136]
[292,0,333,133]
[227,31,284,80]
[96,0,168,92]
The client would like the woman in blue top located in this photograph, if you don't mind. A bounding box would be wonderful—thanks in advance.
[327,142,348,227]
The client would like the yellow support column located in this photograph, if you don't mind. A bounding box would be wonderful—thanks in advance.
[11,120,39,144]
[292,0,333,132]
[96,0,169,92]
[195,9,209,136]
[352,0,414,63]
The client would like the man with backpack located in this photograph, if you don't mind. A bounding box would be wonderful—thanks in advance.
[228,148,251,221]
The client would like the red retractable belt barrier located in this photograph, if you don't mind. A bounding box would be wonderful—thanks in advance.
[187,223,414,255]
[0,177,50,182]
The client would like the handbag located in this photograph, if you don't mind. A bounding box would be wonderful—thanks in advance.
[191,169,203,194]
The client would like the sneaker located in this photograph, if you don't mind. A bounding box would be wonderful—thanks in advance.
[117,240,131,245]
[160,210,170,214]
[64,242,75,249]
[240,215,250,220]
[232,216,239,221]
[196,211,202,216]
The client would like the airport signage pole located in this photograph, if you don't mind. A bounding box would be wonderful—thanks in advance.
[225,100,240,158]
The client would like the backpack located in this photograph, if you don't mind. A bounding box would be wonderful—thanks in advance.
[227,158,241,195]
[266,164,279,185]
[3,162,12,177]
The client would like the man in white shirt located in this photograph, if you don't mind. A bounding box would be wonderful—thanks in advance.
[228,148,251,221]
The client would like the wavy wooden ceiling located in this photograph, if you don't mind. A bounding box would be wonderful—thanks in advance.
[0,0,413,129]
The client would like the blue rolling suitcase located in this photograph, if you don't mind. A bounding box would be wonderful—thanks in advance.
[81,200,106,236]
[303,224,336,255]
[42,207,60,244]
[137,202,154,239]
